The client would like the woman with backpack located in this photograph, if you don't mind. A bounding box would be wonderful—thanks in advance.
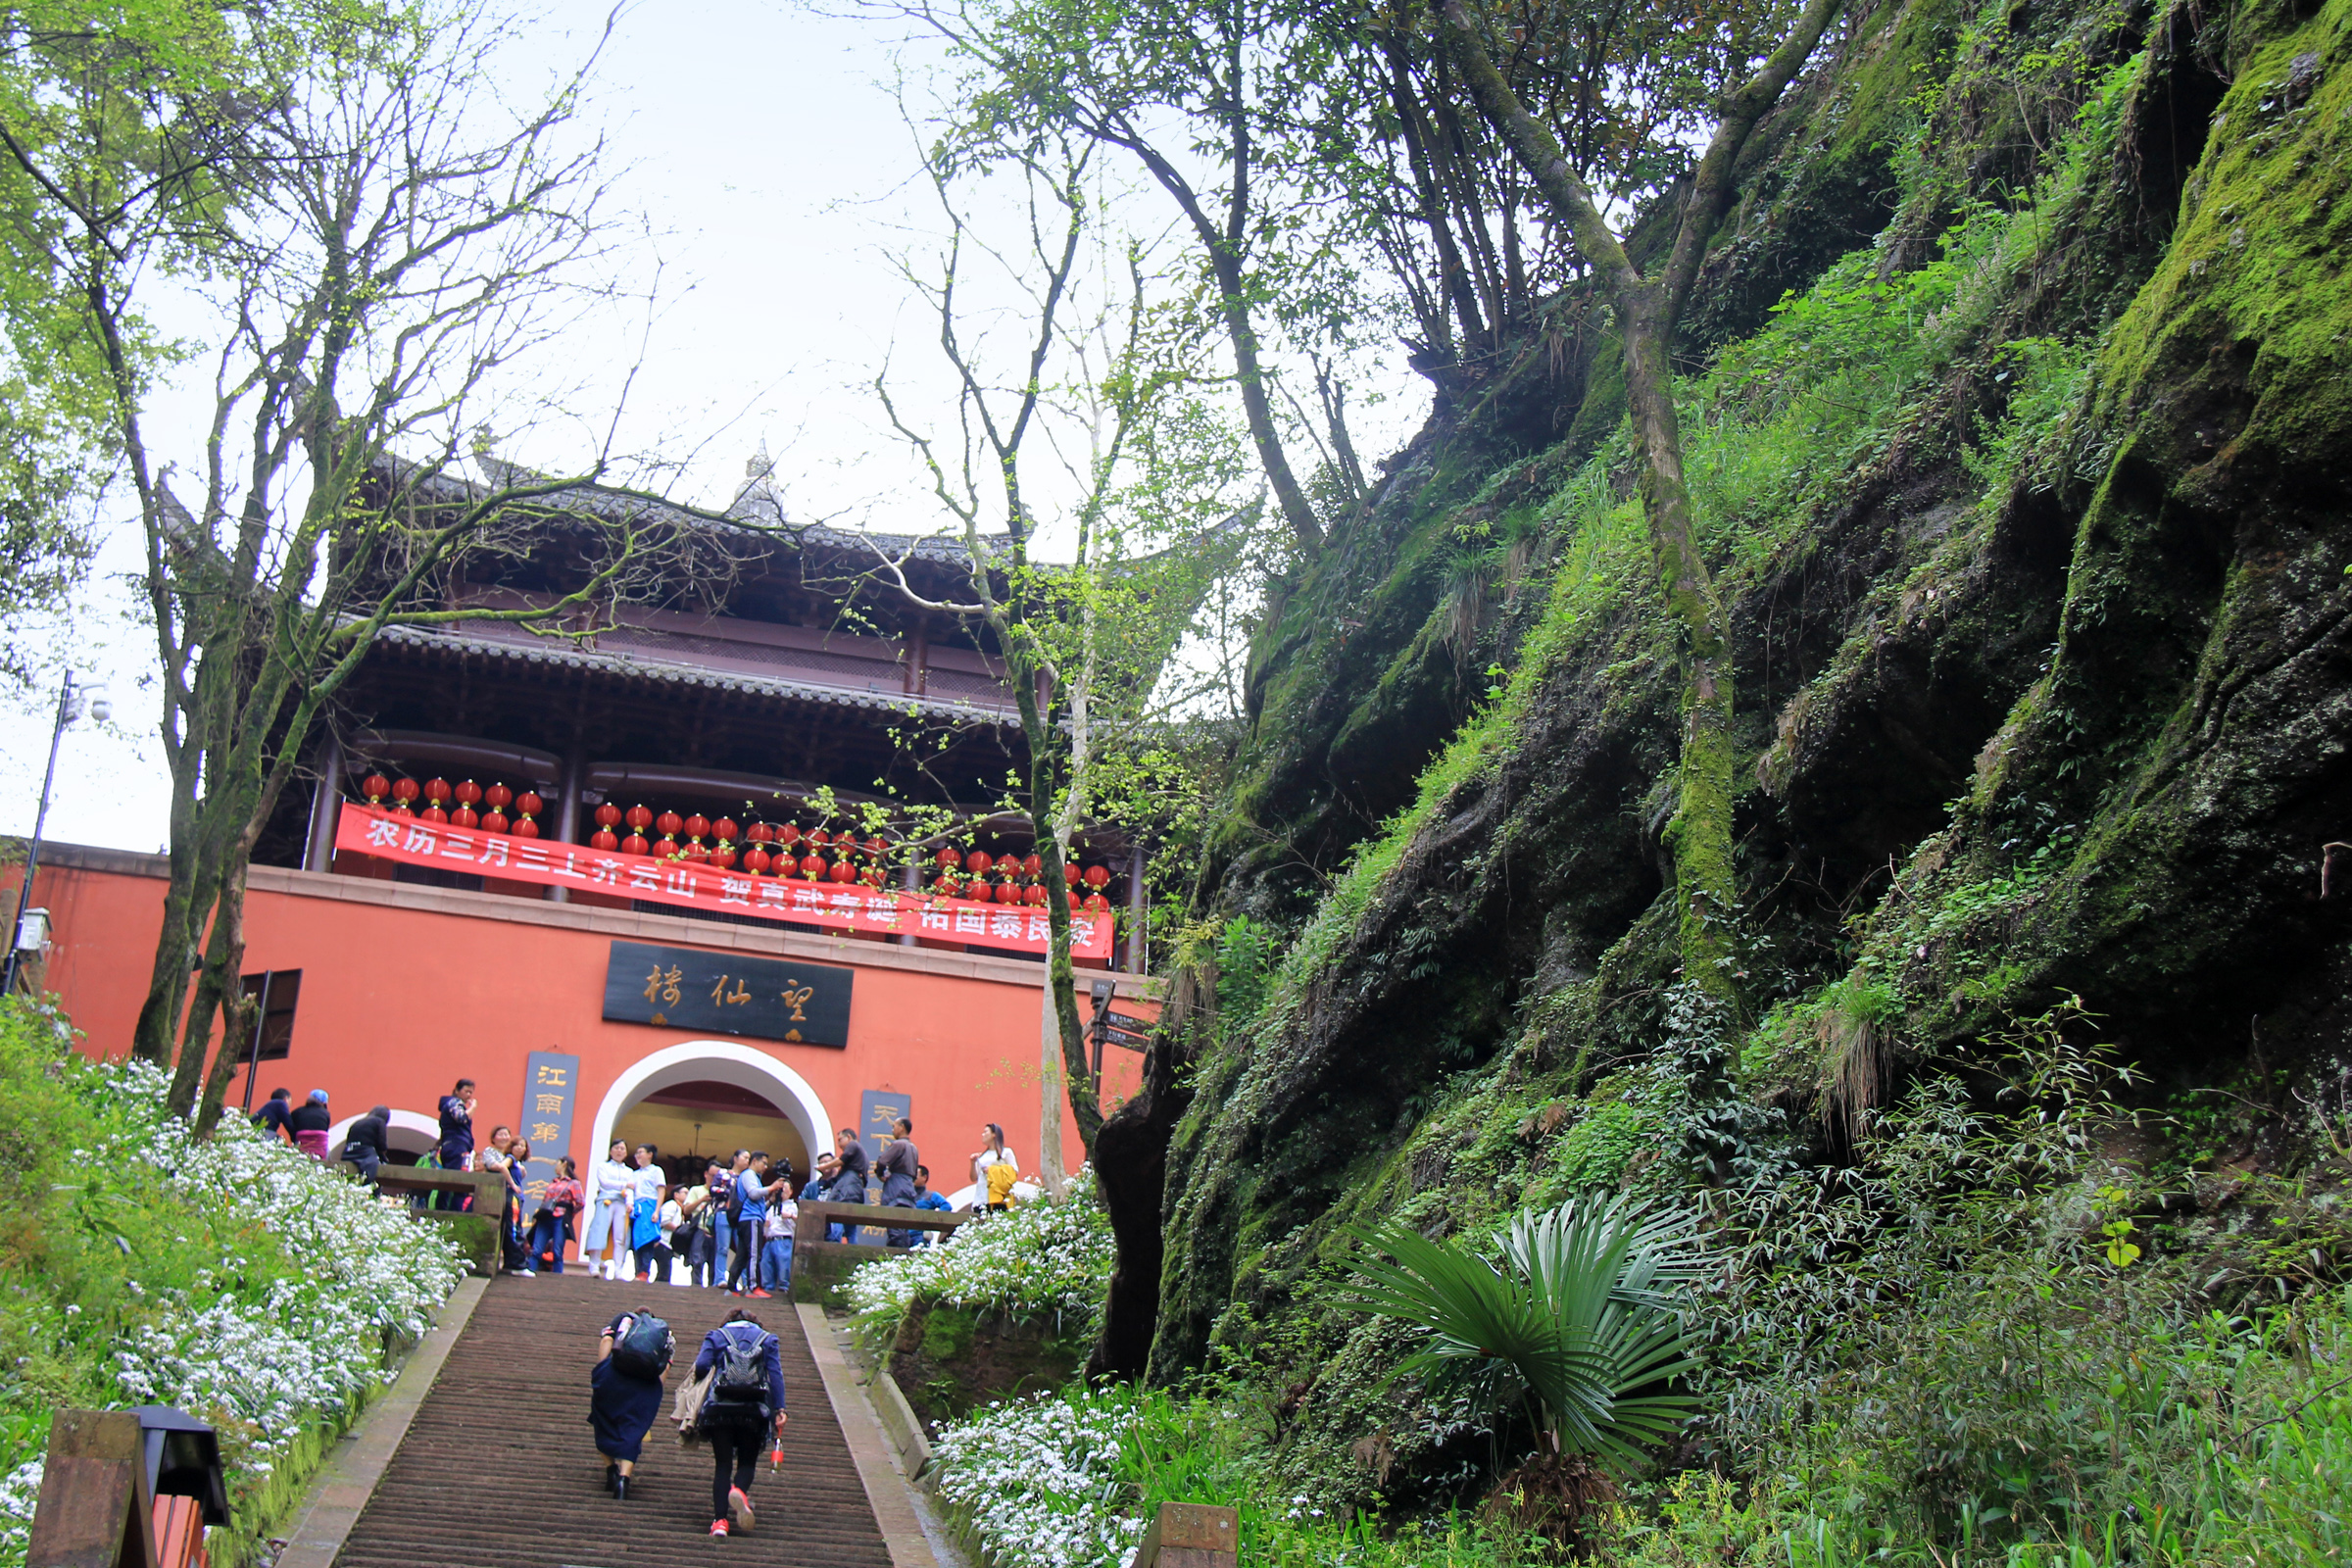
[590,1309,671,1501]
[689,1307,786,1537]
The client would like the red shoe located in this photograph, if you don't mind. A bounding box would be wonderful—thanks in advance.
[710,1519,729,1537]
[749,1288,772,1298]
[729,1486,755,1535]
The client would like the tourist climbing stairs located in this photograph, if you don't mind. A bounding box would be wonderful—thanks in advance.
[331,1278,898,1568]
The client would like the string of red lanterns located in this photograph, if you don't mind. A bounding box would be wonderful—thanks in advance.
[357,770,1122,904]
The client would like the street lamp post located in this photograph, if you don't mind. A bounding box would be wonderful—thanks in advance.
[4,670,108,997]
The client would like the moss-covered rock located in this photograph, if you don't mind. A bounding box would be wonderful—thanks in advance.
[1111,0,2352,1514]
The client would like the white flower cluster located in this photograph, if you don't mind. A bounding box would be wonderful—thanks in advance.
[90,1059,466,1468]
[0,1462,43,1556]
[842,1172,1114,1325]
[930,1387,1150,1568]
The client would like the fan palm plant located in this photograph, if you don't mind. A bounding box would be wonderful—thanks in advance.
[1347,1194,1702,1478]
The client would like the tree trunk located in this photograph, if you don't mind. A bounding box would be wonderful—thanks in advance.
[1429,0,1842,1008]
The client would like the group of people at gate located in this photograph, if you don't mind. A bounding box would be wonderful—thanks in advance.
[258,1077,1034,1284]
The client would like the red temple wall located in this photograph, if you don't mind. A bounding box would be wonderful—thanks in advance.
[7,852,1148,1185]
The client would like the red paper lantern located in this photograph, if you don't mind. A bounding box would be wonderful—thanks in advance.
[714,817,740,843]
[452,805,478,829]
[657,809,683,839]
[594,802,622,829]
[1024,884,1048,906]
[934,847,960,869]
[623,832,650,856]
[424,777,451,804]
[519,790,544,818]
[514,816,540,839]
[799,855,825,880]
[421,805,448,824]
[591,828,619,851]
[965,850,994,877]
[684,812,710,841]
[482,808,509,834]
[391,778,419,809]
[684,841,710,863]
[1063,863,1081,886]
[744,846,771,874]
[745,821,770,844]
[625,804,653,831]
[933,873,961,897]
[863,865,889,888]
[1083,891,1111,912]
[775,824,802,848]
[996,879,1023,904]
[484,782,512,810]
[362,773,391,804]
[830,860,858,884]
[1021,853,1044,878]
[454,779,483,808]
[808,827,831,849]
[656,835,680,858]
[867,837,888,858]
[1083,864,1111,889]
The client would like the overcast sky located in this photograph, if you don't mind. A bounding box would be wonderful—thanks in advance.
[0,0,1427,856]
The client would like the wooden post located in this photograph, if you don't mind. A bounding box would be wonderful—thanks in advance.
[1127,1502,1238,1568]
[27,1409,156,1568]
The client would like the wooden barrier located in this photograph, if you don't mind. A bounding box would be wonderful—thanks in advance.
[1127,1502,1238,1568]
[789,1199,977,1302]
[28,1407,225,1568]
[341,1162,507,1215]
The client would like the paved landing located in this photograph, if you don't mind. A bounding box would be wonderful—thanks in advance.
[330,1278,896,1568]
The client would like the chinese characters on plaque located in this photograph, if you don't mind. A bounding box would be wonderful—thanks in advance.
[514,1050,579,1201]
[600,940,854,1047]
[331,802,1114,959]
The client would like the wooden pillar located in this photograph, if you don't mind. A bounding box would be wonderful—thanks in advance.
[301,729,344,872]
[27,1408,154,1568]
[1128,1503,1237,1568]
[1123,844,1148,973]
[548,739,585,904]
[897,857,920,948]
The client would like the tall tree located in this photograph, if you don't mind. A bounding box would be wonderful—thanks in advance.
[1,0,650,1125]
[867,131,1255,1163]
[892,0,1339,559]
[1426,0,1841,1008]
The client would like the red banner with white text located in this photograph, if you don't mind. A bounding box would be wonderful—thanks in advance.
[332,804,1114,959]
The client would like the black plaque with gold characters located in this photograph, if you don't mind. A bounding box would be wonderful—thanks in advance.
[601,940,854,1047]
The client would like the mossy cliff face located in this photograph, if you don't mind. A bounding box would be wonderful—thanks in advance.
[1102,0,2352,1507]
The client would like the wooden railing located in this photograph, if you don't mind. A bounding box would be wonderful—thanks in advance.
[337,1161,507,1216]
[790,1199,977,1300]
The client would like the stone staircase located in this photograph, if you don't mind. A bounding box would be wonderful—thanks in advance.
[331,1277,896,1567]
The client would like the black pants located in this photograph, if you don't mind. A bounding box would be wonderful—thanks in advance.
[726,1227,755,1292]
[708,1420,763,1521]
[634,1241,671,1282]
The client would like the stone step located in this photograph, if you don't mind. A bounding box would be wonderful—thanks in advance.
[332,1277,894,1568]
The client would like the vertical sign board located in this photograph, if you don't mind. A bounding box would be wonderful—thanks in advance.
[516,1051,581,1205]
[853,1091,912,1246]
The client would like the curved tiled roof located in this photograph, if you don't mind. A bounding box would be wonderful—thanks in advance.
[372,621,1019,725]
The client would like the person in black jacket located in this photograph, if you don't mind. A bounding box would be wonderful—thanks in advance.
[691,1308,787,1537]
[339,1105,391,1185]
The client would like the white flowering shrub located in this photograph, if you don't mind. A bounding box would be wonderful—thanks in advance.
[0,1005,466,1566]
[843,1169,1113,1348]
[928,1381,1528,1568]
[930,1384,1152,1568]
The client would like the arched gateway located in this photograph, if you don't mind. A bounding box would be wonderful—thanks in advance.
[585,1040,831,1183]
